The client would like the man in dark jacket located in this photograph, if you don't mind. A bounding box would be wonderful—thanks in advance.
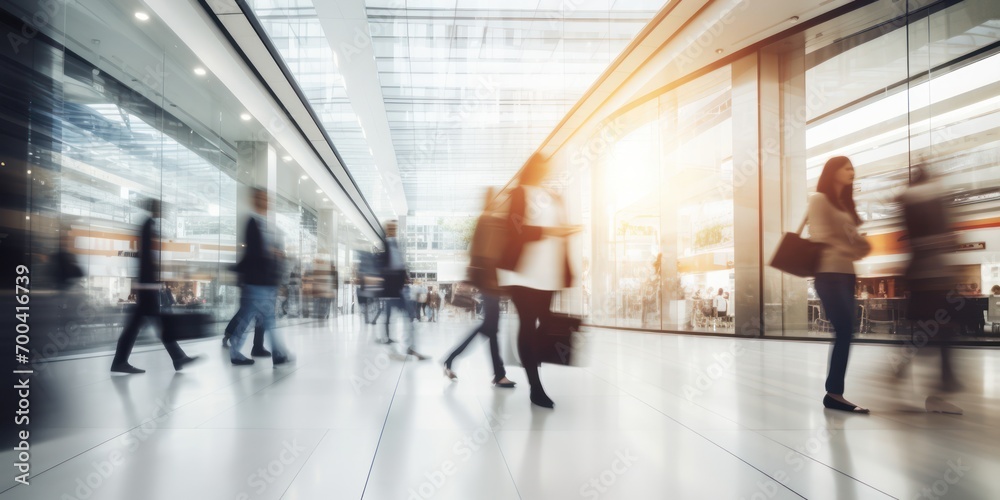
[381,220,428,360]
[111,199,199,374]
[228,188,292,366]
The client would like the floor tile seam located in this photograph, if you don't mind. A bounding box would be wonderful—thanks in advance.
[0,365,307,490]
[359,353,408,500]
[749,430,901,499]
[589,358,922,437]
[276,428,330,500]
[588,359,906,499]
[582,356,749,429]
[0,364,312,488]
[0,409,194,494]
[584,350,932,432]
[581,361,813,499]
[470,385,523,500]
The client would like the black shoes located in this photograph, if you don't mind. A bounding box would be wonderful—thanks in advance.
[823,394,869,413]
[173,355,201,371]
[111,363,145,374]
[231,358,255,366]
[530,391,554,409]
[493,377,516,388]
[251,348,272,357]
[221,336,231,348]
[273,356,294,367]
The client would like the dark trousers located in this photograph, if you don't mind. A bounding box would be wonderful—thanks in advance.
[113,289,186,366]
[224,311,265,351]
[370,299,384,324]
[445,294,504,381]
[384,295,417,350]
[815,273,856,395]
[509,286,554,393]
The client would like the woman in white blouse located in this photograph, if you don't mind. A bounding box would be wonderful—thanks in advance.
[808,156,871,413]
[498,154,581,408]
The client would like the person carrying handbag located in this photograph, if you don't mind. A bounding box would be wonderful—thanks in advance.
[498,154,581,408]
[808,156,871,413]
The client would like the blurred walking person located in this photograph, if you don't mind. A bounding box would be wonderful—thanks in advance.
[808,156,871,412]
[426,286,441,323]
[499,155,581,408]
[444,188,516,387]
[898,164,964,413]
[228,188,293,366]
[111,199,199,374]
[381,220,429,360]
[311,257,335,319]
[222,256,268,357]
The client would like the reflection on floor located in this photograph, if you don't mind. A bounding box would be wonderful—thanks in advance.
[4,315,998,499]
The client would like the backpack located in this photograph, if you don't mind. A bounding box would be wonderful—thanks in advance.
[468,212,507,292]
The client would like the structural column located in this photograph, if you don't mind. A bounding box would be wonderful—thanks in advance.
[731,53,763,336]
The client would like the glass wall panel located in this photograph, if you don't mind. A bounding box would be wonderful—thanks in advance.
[0,0,381,358]
[763,0,1000,341]
[576,66,735,333]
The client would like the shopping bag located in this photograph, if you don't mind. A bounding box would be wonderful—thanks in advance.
[536,313,581,366]
[161,313,212,341]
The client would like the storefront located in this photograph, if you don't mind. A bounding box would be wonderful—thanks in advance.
[555,0,1000,343]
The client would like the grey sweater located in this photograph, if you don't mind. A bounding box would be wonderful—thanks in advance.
[807,193,871,274]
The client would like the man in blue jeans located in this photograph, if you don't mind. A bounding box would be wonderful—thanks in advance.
[380,220,428,360]
[229,188,292,366]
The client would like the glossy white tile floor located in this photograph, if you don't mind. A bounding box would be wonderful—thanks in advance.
[3,314,998,500]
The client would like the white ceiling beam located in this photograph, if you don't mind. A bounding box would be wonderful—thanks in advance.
[314,0,409,217]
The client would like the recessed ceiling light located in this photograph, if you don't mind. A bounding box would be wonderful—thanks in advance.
[300,175,308,180]
[27,170,31,174]
[789,16,800,23]
[193,67,207,76]
[715,49,724,55]
[135,12,150,21]
[283,155,292,162]
[240,113,251,121]
[315,189,322,194]
[323,198,329,202]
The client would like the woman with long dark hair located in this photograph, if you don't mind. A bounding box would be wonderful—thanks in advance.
[499,154,580,408]
[809,156,871,412]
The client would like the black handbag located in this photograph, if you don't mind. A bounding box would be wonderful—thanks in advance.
[769,217,826,278]
[161,313,212,341]
[536,313,582,366]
